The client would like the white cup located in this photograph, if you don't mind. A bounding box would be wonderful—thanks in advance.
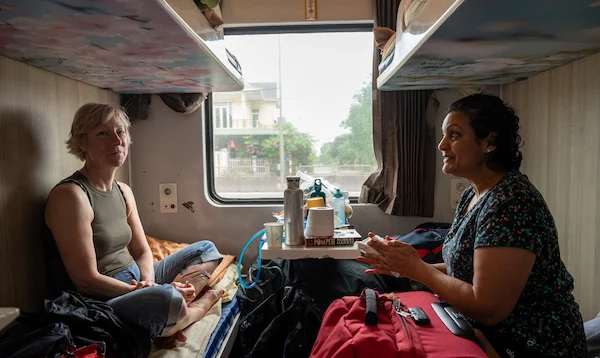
[264,222,284,248]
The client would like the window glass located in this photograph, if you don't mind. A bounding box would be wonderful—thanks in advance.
[211,31,374,199]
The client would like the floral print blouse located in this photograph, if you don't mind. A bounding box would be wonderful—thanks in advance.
[442,170,586,357]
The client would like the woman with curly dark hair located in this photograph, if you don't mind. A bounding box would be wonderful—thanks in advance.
[359,94,586,357]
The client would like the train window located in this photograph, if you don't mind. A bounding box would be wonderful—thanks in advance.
[207,29,374,203]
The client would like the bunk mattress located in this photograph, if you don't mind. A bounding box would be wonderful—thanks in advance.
[202,296,240,358]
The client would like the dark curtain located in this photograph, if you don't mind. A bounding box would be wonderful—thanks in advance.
[158,93,206,114]
[359,0,436,217]
[121,93,206,121]
[121,94,151,121]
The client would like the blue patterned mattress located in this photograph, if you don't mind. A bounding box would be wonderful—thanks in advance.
[202,296,239,358]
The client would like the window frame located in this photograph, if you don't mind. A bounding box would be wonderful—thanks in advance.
[251,108,260,128]
[214,102,232,128]
[205,23,374,205]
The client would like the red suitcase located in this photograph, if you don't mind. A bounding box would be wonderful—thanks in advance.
[309,290,487,358]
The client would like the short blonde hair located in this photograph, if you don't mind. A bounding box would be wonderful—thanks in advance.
[66,103,132,161]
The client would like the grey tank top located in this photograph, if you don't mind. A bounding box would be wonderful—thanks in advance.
[65,171,135,277]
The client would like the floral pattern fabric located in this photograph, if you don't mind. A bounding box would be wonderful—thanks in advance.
[0,0,242,94]
[442,170,586,357]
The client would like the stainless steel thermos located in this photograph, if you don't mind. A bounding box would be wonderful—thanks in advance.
[284,176,305,246]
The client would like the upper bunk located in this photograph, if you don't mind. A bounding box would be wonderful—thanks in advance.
[377,0,600,91]
[0,0,244,94]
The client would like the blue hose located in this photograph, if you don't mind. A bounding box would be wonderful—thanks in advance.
[238,229,266,289]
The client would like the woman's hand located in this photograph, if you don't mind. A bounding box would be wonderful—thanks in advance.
[130,279,158,290]
[357,235,426,280]
[171,281,196,304]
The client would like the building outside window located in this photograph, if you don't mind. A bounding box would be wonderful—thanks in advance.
[210,30,375,200]
[252,108,259,128]
[214,102,232,128]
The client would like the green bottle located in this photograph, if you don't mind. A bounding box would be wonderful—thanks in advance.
[310,179,327,207]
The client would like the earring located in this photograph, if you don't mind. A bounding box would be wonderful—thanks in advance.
[486,149,491,153]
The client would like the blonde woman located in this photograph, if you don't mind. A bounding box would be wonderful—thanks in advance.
[44,103,222,348]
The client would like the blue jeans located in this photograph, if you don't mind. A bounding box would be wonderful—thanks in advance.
[107,240,222,337]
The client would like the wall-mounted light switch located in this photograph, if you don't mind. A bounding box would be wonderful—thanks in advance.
[159,183,178,213]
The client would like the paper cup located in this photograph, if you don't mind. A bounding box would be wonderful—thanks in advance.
[264,222,284,248]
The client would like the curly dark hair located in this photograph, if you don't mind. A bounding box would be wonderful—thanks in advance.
[447,93,523,171]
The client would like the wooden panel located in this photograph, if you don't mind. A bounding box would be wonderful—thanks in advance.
[502,51,600,321]
[222,0,372,24]
[0,55,125,312]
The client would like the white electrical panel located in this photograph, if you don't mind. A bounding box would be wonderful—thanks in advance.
[159,183,178,213]
[451,179,470,210]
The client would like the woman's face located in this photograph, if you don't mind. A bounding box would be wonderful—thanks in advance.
[82,116,129,168]
[437,112,488,178]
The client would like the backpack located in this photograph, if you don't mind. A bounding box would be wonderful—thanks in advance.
[391,222,450,264]
[234,260,322,358]
[310,290,486,358]
[237,259,286,316]
[239,285,321,358]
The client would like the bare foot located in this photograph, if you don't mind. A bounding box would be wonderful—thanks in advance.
[154,330,187,349]
[156,288,225,343]
[188,288,224,313]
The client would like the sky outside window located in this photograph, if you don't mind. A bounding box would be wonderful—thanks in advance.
[212,31,375,199]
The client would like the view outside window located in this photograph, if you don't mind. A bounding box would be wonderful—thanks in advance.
[211,31,375,199]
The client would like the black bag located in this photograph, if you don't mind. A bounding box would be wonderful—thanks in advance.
[0,322,74,358]
[0,292,151,358]
[237,259,286,316]
[236,285,321,358]
[281,291,322,358]
[234,260,322,358]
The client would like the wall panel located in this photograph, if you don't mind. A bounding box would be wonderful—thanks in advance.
[502,51,600,321]
[0,55,124,312]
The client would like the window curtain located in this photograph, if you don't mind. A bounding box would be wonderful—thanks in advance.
[359,0,436,217]
[121,93,206,121]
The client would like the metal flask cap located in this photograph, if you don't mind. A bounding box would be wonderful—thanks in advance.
[286,176,301,189]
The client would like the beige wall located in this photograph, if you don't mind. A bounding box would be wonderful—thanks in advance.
[257,102,278,126]
[222,0,372,25]
[502,51,600,321]
[0,55,125,312]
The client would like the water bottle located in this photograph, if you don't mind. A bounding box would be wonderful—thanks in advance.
[284,176,305,246]
[309,179,327,206]
[331,188,346,228]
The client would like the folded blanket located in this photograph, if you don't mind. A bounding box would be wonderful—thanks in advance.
[212,264,239,303]
[205,255,235,291]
